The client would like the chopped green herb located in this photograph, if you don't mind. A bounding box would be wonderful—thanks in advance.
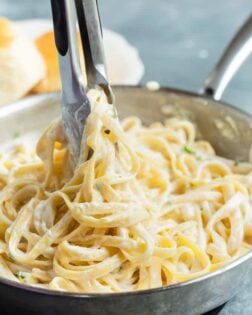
[95,182,104,191]
[104,129,111,135]
[13,132,20,139]
[234,161,239,166]
[117,266,123,273]
[114,142,119,151]
[16,271,26,281]
[182,146,196,155]
[174,107,188,119]
[8,253,15,262]
[196,155,203,161]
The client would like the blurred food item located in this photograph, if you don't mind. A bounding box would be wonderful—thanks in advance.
[32,31,61,93]
[32,31,85,94]
[0,17,144,105]
[17,19,144,89]
[32,28,145,94]
[0,18,144,102]
[0,18,45,105]
[102,29,144,85]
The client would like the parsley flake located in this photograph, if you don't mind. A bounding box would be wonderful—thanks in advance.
[95,182,104,191]
[8,253,15,262]
[114,142,119,151]
[13,132,20,139]
[183,146,196,155]
[117,266,123,273]
[16,271,26,281]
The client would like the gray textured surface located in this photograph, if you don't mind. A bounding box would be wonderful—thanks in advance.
[1,1,252,314]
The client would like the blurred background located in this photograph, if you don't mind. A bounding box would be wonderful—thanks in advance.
[1,0,252,111]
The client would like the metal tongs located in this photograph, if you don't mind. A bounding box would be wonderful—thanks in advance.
[51,0,114,164]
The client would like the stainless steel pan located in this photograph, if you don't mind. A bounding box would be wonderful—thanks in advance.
[0,15,251,315]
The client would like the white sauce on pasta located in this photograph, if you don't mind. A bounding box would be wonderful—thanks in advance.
[0,89,252,293]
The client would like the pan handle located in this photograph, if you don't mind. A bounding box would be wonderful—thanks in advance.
[202,14,252,100]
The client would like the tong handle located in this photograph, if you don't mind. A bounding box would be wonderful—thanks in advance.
[75,0,114,103]
[51,0,68,56]
[51,0,86,105]
[51,0,90,161]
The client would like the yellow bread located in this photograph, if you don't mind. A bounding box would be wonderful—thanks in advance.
[32,31,85,93]
[0,17,46,105]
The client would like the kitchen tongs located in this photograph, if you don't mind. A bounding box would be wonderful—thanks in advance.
[51,0,114,163]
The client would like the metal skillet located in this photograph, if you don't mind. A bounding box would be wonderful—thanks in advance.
[0,14,251,315]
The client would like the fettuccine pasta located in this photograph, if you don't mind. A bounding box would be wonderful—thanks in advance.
[0,89,252,293]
